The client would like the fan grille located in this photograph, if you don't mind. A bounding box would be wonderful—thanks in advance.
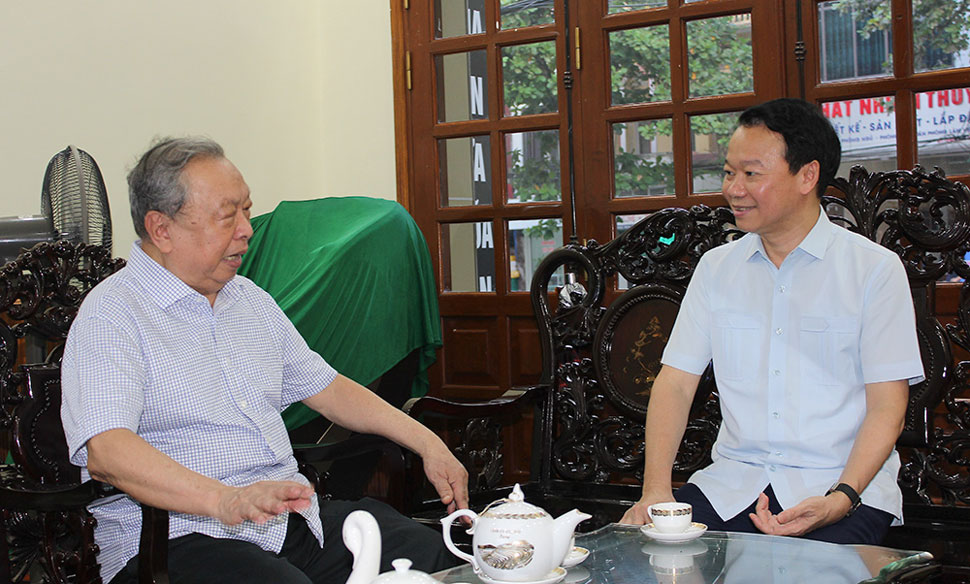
[40,146,112,252]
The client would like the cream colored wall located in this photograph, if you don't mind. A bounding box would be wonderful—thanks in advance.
[319,2,398,199]
[0,1,397,258]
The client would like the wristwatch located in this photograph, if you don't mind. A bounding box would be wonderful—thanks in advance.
[826,482,861,516]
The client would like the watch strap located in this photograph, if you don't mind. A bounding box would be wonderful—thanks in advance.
[826,482,861,516]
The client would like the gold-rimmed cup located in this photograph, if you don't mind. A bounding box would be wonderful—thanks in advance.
[647,502,692,533]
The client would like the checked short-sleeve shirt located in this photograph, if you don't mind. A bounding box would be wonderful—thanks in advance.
[61,242,337,583]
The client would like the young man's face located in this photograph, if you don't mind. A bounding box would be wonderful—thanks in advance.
[721,124,819,240]
[163,156,253,302]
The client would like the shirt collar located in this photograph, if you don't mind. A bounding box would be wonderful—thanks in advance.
[795,207,834,260]
[742,205,833,262]
[127,242,243,309]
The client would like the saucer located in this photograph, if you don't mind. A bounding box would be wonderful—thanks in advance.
[639,522,707,543]
[477,566,567,584]
[562,566,591,584]
[641,539,708,558]
[561,546,589,568]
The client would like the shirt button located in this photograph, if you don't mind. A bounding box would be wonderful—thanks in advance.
[772,411,780,418]
[775,328,783,335]
[775,451,783,457]
[240,400,248,409]
[768,465,776,472]
[773,369,781,376]
[779,285,786,293]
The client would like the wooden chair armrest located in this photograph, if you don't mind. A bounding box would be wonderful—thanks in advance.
[403,384,544,419]
[0,470,107,511]
[292,433,400,464]
[293,434,407,509]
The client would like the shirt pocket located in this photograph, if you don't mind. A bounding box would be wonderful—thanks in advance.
[712,312,762,382]
[799,316,859,387]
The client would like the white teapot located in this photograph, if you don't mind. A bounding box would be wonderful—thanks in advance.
[440,484,591,582]
[344,510,442,584]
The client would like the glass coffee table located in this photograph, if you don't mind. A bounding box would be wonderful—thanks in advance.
[433,524,938,584]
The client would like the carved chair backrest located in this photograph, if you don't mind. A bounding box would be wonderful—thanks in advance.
[0,241,125,486]
[529,165,970,510]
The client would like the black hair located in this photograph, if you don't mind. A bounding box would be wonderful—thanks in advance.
[737,98,841,197]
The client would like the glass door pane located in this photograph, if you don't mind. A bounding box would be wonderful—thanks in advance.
[439,136,493,207]
[822,96,898,175]
[436,0,488,38]
[502,41,559,116]
[817,1,892,83]
[690,112,740,194]
[608,0,667,14]
[610,25,672,106]
[686,15,754,98]
[436,51,490,122]
[613,119,674,198]
[442,221,497,292]
[916,88,970,175]
[912,0,970,73]
[506,130,562,203]
[501,0,554,29]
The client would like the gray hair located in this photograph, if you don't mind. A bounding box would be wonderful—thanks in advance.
[127,136,225,239]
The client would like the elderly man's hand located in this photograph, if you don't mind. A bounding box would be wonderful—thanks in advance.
[423,446,469,513]
[215,481,314,526]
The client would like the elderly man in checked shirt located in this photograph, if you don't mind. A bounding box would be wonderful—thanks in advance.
[60,136,469,584]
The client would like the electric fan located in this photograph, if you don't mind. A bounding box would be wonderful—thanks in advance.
[40,145,112,252]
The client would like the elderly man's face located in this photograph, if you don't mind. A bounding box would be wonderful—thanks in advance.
[165,156,252,303]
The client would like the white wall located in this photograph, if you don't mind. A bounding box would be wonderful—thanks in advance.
[0,1,397,258]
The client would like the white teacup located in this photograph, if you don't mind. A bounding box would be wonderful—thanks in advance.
[647,502,692,533]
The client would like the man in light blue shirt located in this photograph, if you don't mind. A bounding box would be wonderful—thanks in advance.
[620,99,923,544]
[61,137,468,583]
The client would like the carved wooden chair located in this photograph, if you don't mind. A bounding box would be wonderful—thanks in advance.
[0,241,407,584]
[0,241,142,584]
[406,165,970,577]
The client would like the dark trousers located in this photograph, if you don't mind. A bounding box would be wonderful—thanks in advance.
[110,498,457,584]
[674,483,894,545]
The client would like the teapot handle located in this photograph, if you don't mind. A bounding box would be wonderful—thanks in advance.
[440,509,478,568]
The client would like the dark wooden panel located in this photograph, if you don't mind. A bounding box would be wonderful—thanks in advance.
[441,316,499,387]
[509,316,543,387]
[505,414,535,485]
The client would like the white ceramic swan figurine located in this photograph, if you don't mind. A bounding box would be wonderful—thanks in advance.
[343,509,443,584]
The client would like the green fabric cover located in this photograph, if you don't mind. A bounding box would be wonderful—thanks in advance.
[237,197,442,430]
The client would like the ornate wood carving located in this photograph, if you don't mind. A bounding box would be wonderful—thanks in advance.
[829,167,970,511]
[529,206,742,487]
[454,417,506,492]
[0,241,123,584]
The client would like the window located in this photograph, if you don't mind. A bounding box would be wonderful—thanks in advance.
[808,0,970,178]
[396,0,970,398]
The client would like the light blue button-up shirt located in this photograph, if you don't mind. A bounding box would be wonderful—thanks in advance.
[662,211,923,524]
[61,242,337,583]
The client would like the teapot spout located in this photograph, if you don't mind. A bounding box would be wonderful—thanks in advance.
[552,509,592,563]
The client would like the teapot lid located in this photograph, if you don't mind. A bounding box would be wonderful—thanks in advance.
[480,484,550,520]
[371,559,441,584]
